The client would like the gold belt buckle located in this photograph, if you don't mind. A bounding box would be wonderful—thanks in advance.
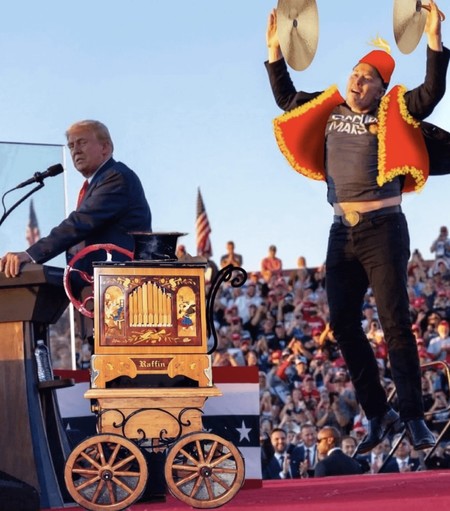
[342,211,360,227]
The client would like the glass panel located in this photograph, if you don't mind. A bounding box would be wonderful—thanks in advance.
[0,141,66,267]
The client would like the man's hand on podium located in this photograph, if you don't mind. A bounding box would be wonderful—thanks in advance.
[0,251,33,278]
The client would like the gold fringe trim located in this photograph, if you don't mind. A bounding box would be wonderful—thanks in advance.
[377,85,425,191]
[377,165,426,191]
[397,85,420,128]
[273,85,340,181]
[377,93,389,183]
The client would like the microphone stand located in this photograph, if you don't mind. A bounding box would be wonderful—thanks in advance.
[0,182,45,227]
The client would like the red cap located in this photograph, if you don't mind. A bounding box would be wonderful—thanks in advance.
[359,50,395,85]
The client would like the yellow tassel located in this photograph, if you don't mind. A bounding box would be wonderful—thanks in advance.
[368,36,391,54]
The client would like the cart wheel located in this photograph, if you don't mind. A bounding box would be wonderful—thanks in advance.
[165,432,245,509]
[64,434,148,511]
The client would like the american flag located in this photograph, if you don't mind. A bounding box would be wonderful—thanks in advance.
[26,199,40,246]
[196,188,212,257]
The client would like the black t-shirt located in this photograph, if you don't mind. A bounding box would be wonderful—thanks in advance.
[325,104,401,204]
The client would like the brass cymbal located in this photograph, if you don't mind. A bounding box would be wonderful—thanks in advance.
[277,0,319,71]
[393,0,427,54]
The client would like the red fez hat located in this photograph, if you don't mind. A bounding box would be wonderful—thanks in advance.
[359,50,395,85]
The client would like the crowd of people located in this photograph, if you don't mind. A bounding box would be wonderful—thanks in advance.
[210,234,450,478]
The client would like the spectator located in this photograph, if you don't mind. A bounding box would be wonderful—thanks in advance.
[262,316,278,351]
[255,336,271,372]
[259,371,271,397]
[408,249,428,282]
[430,226,450,268]
[260,390,275,419]
[277,292,296,324]
[422,310,443,345]
[245,349,259,367]
[425,389,450,433]
[341,435,371,473]
[289,255,313,291]
[358,439,390,474]
[427,319,450,361]
[262,428,293,479]
[300,374,320,410]
[407,274,424,302]
[220,240,243,268]
[278,354,309,391]
[261,244,283,283]
[341,435,357,457]
[314,426,363,477]
[234,283,262,323]
[380,435,421,473]
[326,372,359,434]
[290,423,318,478]
[315,390,344,432]
[273,322,289,351]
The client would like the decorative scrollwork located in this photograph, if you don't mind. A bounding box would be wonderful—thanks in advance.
[206,264,247,354]
[97,406,204,449]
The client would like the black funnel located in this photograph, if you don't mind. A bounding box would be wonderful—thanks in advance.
[130,232,186,261]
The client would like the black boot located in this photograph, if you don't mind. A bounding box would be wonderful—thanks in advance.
[405,419,435,450]
[356,408,403,454]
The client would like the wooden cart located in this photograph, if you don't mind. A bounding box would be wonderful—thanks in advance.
[62,245,245,510]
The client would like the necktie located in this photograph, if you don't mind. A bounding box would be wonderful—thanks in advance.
[305,449,311,467]
[279,455,285,469]
[77,180,89,209]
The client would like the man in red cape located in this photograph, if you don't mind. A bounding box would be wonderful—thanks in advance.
[265,0,449,453]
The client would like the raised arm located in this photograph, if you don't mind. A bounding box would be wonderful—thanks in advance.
[425,0,443,52]
[266,8,283,63]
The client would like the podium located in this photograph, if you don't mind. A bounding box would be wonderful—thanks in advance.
[0,264,71,508]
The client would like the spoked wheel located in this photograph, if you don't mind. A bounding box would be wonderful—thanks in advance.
[64,434,148,511]
[165,432,245,509]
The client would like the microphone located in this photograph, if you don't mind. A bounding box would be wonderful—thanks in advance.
[15,163,64,189]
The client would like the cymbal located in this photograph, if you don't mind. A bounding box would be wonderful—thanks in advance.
[393,0,427,54]
[277,0,319,71]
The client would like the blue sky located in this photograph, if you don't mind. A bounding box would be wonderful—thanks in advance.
[1,1,449,271]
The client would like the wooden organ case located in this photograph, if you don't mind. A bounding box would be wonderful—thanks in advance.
[90,260,213,389]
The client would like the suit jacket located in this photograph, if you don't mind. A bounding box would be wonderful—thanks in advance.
[379,456,421,473]
[262,455,286,480]
[314,449,364,477]
[290,444,317,478]
[356,453,385,473]
[27,158,151,269]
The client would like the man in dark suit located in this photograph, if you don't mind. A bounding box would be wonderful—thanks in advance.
[314,426,363,477]
[0,119,151,276]
[290,422,318,478]
[379,435,421,473]
[356,437,390,474]
[262,428,293,479]
[0,120,151,343]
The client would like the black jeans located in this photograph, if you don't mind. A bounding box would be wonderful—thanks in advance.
[326,211,423,421]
